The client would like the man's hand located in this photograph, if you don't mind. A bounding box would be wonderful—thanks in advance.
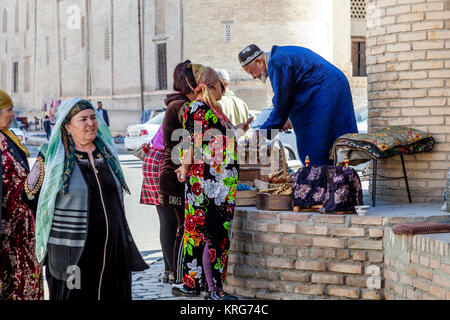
[281,119,292,132]
[236,117,254,137]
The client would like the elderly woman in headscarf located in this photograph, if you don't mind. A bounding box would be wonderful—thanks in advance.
[172,64,252,300]
[23,98,148,300]
[0,90,43,300]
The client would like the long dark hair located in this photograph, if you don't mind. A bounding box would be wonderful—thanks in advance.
[173,60,197,95]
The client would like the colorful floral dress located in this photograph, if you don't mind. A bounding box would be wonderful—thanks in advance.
[181,100,238,290]
[0,138,43,300]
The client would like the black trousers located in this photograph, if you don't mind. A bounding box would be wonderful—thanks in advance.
[156,205,184,275]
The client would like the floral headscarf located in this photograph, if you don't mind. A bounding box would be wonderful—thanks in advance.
[189,63,233,129]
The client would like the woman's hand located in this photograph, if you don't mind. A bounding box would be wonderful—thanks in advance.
[175,166,187,183]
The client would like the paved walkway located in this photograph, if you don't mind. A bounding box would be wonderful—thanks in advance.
[132,250,204,300]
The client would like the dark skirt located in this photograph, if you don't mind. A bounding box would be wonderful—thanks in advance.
[158,150,185,209]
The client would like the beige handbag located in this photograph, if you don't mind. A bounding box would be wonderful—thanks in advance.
[133,143,150,161]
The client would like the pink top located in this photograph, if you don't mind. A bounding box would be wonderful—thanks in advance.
[151,126,164,150]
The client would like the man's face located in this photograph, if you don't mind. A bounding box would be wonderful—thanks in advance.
[97,102,102,109]
[243,58,267,83]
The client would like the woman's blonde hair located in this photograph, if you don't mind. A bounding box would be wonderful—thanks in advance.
[190,64,220,108]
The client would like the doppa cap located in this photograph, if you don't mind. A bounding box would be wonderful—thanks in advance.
[215,68,230,82]
[238,44,263,67]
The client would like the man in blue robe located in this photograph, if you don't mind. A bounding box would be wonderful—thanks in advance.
[238,44,358,165]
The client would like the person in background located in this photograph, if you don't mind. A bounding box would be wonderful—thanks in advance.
[34,116,41,131]
[0,89,43,300]
[139,126,176,284]
[158,60,196,285]
[173,64,252,300]
[25,98,148,300]
[215,69,249,127]
[96,101,110,127]
[239,44,358,166]
[43,115,54,141]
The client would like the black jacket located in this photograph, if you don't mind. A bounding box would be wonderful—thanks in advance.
[98,108,110,127]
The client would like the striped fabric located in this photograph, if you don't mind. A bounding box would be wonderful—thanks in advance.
[48,208,87,247]
[46,162,89,280]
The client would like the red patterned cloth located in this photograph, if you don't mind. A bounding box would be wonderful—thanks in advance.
[140,146,164,205]
[0,138,43,300]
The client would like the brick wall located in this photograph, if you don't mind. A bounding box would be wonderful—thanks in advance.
[182,0,352,110]
[365,0,450,203]
[225,208,450,299]
[384,228,450,299]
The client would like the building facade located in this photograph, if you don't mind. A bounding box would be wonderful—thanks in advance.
[366,0,450,202]
[0,0,366,134]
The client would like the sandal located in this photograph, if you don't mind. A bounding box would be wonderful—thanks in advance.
[162,271,170,283]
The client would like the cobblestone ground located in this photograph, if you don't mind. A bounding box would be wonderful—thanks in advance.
[132,250,204,300]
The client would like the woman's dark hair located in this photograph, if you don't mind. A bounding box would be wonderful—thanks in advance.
[173,60,197,95]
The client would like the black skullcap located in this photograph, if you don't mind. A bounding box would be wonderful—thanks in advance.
[238,44,263,67]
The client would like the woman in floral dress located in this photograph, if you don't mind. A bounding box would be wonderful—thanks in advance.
[0,89,42,300]
[173,64,252,300]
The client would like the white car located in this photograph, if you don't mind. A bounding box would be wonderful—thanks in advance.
[355,108,368,133]
[10,117,26,143]
[124,111,165,150]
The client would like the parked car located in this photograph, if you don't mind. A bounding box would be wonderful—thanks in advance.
[247,106,300,161]
[124,111,166,150]
[248,109,261,119]
[355,108,368,133]
[10,117,26,142]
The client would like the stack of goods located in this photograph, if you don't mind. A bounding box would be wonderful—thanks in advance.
[235,183,257,206]
[260,183,292,195]
[268,169,292,184]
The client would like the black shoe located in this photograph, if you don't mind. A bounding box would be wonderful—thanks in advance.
[207,289,239,300]
[172,284,201,297]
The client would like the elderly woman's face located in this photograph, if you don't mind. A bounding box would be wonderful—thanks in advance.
[0,106,15,130]
[65,109,98,146]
